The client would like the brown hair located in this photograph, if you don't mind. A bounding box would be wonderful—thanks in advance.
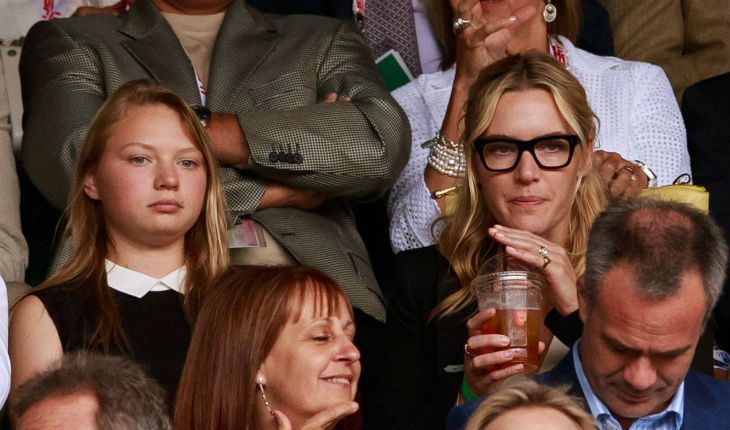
[174,265,354,430]
[463,378,595,430]
[427,0,581,70]
[433,52,609,318]
[36,80,229,351]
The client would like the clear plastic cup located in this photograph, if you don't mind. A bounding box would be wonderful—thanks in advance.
[470,255,545,373]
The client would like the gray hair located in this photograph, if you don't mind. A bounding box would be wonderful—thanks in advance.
[10,352,171,430]
[583,198,728,323]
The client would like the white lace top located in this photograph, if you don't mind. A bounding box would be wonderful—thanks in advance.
[388,36,690,253]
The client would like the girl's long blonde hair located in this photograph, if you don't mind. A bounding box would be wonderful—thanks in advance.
[433,52,609,319]
[38,80,229,351]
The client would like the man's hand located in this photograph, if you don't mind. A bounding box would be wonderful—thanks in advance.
[594,150,647,199]
[258,181,328,210]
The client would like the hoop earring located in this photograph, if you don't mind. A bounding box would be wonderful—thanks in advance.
[257,378,275,417]
[543,0,557,23]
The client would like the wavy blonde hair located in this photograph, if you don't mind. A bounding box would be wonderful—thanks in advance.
[39,80,229,351]
[433,52,609,319]
[463,378,595,430]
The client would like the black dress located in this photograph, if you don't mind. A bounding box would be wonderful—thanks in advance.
[32,284,191,410]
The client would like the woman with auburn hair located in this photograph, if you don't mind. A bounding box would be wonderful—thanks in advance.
[388,0,688,253]
[372,52,609,429]
[9,80,229,407]
[462,378,595,430]
[174,265,361,430]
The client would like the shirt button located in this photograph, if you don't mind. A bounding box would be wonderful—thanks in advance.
[293,153,303,164]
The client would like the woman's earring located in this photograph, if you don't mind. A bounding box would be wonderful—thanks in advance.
[257,375,275,417]
[543,0,557,23]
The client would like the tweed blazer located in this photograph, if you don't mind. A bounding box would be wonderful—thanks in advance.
[20,0,411,320]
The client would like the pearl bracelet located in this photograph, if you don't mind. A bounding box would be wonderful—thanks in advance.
[427,133,466,177]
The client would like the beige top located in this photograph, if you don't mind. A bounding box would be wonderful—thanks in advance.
[162,11,225,87]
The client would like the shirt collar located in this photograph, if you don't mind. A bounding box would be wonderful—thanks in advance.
[572,341,685,430]
[105,260,186,298]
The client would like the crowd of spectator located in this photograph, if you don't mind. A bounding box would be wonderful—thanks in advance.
[1,0,728,429]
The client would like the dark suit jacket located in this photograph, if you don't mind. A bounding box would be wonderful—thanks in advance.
[448,349,730,430]
[682,73,730,351]
[20,0,411,320]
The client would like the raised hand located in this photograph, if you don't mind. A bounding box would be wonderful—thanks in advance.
[488,225,578,316]
[593,150,648,199]
[464,308,545,396]
[274,402,358,430]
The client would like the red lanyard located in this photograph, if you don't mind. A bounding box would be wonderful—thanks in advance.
[549,37,569,69]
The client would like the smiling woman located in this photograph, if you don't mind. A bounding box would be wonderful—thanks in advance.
[8,80,229,409]
[174,265,361,430]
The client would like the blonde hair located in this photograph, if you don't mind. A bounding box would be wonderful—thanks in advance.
[463,378,595,430]
[39,80,229,351]
[427,0,581,70]
[433,52,609,319]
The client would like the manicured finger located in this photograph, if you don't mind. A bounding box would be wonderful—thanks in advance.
[301,402,359,430]
[468,333,511,355]
[274,410,292,430]
[484,363,525,382]
[472,348,516,370]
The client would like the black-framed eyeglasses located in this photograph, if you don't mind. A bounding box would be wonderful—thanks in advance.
[474,134,580,172]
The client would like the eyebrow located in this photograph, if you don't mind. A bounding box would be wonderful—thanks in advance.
[601,330,693,358]
[479,132,571,141]
[119,142,201,155]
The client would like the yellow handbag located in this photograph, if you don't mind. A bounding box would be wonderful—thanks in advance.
[640,174,709,213]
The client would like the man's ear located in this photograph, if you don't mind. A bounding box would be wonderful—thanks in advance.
[83,170,100,200]
[577,275,588,324]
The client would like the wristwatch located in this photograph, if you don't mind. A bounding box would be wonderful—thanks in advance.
[633,160,657,188]
[192,106,211,128]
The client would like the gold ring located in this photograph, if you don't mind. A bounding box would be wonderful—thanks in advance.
[464,343,476,358]
[539,246,549,258]
[542,256,551,270]
[622,165,637,182]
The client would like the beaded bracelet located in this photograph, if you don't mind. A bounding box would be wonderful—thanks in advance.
[426,133,466,177]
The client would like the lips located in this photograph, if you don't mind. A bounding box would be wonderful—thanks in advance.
[509,196,545,205]
[148,199,183,213]
[321,375,353,386]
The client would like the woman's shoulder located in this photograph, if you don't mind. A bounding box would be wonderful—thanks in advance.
[562,36,664,79]
[391,68,456,103]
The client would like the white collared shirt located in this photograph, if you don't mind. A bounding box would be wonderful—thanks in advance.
[573,341,685,430]
[105,260,186,298]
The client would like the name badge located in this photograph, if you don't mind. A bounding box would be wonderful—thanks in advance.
[228,219,267,248]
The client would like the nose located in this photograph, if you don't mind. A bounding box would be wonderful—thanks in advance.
[623,355,657,391]
[513,150,540,184]
[335,336,361,363]
[154,162,179,190]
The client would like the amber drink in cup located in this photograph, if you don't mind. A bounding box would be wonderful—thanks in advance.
[471,258,544,373]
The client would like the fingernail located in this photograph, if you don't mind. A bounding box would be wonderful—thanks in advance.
[497,336,510,346]
[351,402,360,411]
[508,15,517,22]
[502,350,513,358]
[512,364,524,373]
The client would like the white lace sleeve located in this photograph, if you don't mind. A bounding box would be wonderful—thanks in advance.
[629,64,691,185]
[387,80,443,253]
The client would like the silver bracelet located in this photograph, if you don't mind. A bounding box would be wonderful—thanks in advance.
[633,160,658,188]
[427,133,466,177]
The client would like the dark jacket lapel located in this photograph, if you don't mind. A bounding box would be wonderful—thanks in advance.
[117,0,201,105]
[206,0,281,112]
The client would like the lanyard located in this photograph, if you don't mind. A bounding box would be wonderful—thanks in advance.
[548,37,569,70]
